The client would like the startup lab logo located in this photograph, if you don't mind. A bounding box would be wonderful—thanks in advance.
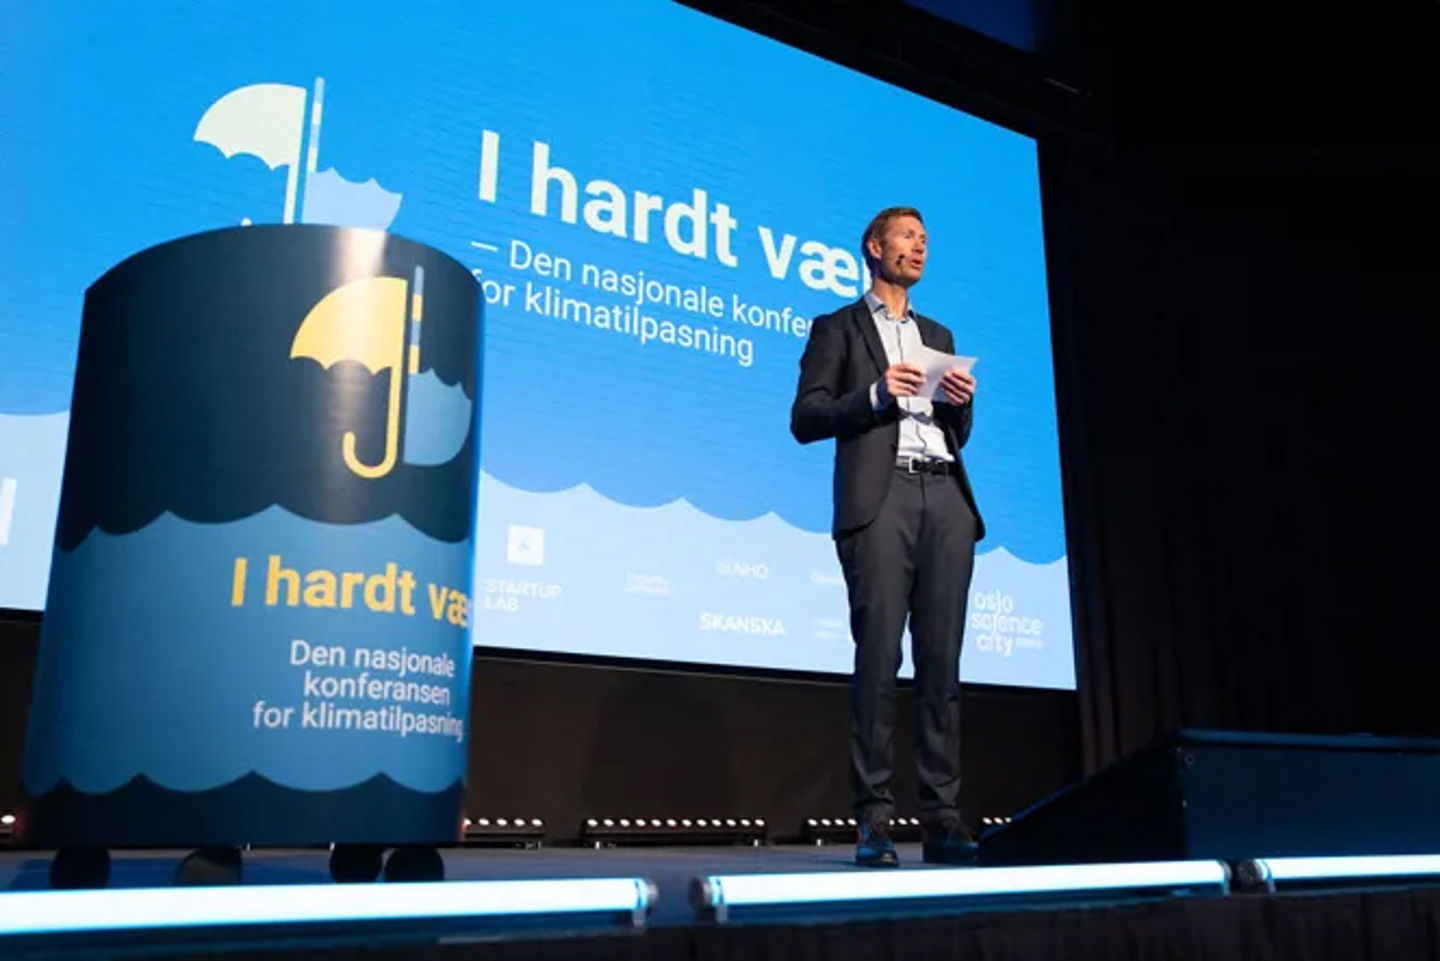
[506,525,545,567]
[195,77,402,229]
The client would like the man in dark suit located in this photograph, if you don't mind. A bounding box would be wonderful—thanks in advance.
[791,207,984,867]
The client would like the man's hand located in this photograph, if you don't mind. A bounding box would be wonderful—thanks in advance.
[940,367,976,405]
[881,363,925,403]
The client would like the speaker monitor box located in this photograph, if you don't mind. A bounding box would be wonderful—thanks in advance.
[979,729,1440,866]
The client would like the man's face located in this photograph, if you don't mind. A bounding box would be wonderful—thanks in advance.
[869,215,927,287]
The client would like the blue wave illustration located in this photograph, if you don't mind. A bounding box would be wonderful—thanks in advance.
[23,772,465,848]
[23,506,473,795]
[5,405,1073,690]
[470,474,1075,689]
[301,168,402,230]
[403,370,473,466]
[482,424,1067,565]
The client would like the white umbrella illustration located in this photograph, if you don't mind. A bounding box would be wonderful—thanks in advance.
[195,78,401,229]
[194,82,308,223]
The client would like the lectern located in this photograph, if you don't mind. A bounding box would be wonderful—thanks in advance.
[19,225,481,883]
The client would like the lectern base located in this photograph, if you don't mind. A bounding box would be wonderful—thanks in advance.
[48,846,111,889]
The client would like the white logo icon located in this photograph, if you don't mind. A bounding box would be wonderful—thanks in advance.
[506,525,545,567]
[0,477,16,548]
[717,559,770,579]
[195,77,402,229]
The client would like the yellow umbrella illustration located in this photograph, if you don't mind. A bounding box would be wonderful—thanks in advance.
[290,276,409,478]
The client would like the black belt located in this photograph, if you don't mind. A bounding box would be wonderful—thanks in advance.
[895,456,955,475]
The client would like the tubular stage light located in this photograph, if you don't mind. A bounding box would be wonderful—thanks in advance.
[1237,855,1440,892]
[692,860,1230,922]
[0,877,656,949]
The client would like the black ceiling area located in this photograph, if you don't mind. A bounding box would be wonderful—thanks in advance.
[685,0,1439,152]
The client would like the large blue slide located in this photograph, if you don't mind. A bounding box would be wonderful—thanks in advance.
[0,0,1072,689]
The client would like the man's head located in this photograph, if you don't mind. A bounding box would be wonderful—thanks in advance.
[862,206,927,288]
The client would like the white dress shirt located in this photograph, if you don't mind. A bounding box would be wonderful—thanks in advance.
[864,291,952,463]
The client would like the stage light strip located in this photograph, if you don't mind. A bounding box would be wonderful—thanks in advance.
[1251,855,1440,884]
[698,861,1229,921]
[0,878,654,938]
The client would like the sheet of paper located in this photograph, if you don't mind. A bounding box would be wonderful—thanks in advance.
[912,345,977,401]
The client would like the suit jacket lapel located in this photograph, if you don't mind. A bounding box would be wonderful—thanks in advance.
[852,301,887,376]
[916,315,941,350]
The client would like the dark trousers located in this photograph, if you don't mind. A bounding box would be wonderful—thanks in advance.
[836,468,977,833]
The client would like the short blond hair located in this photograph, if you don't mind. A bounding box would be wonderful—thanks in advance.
[861,206,924,268]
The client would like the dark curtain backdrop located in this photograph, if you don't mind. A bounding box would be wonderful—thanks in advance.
[1044,143,1437,772]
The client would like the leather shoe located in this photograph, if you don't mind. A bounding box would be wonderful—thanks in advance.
[921,827,979,865]
[855,822,899,868]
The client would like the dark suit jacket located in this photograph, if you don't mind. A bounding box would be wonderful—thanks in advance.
[790,299,985,541]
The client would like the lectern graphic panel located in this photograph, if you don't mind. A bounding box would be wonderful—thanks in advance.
[19,226,481,846]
